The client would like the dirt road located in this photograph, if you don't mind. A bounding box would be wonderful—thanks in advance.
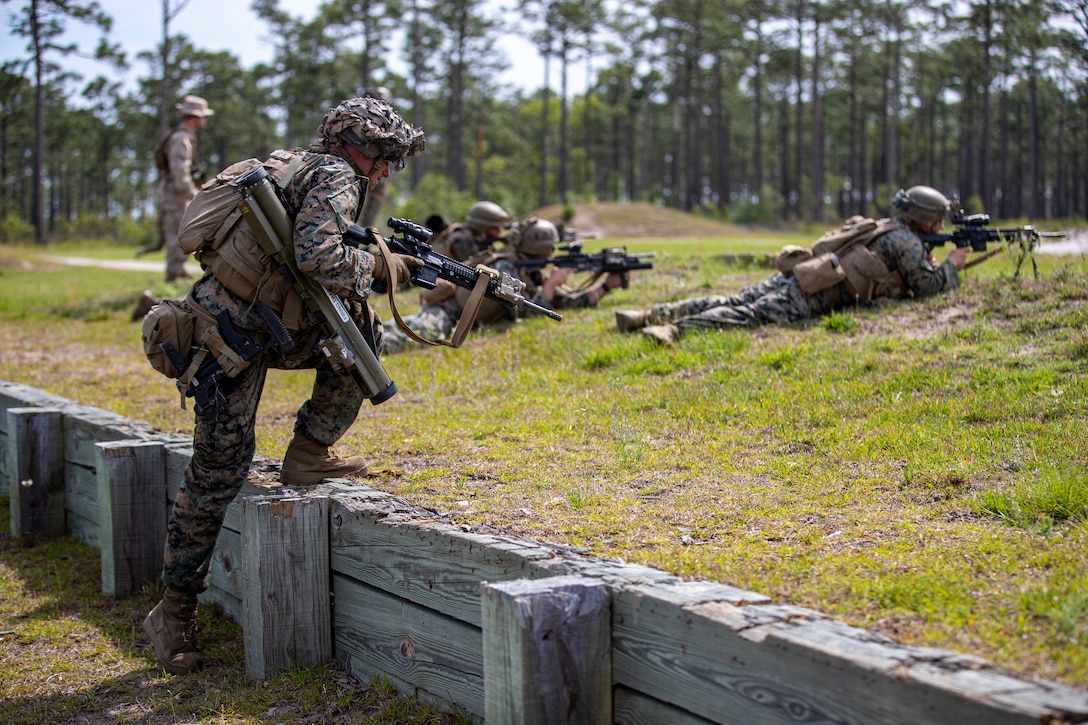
[41,256,202,275]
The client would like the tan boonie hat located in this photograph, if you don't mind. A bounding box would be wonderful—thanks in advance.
[176,95,215,118]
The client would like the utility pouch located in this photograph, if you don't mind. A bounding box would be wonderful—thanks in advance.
[838,245,893,302]
[199,226,272,301]
[793,252,847,294]
[775,245,813,276]
[141,298,197,378]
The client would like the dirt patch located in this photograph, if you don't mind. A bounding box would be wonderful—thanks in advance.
[534,202,744,238]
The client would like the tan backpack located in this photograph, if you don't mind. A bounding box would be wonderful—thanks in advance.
[177,150,304,256]
[175,151,310,329]
[153,127,190,175]
[775,216,904,301]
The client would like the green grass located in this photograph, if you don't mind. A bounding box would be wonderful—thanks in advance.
[972,469,1088,529]
[2,236,1088,697]
[0,498,468,724]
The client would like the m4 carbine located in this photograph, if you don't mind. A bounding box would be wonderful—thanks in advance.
[346,217,562,322]
[517,241,655,289]
[919,211,1065,280]
[235,168,559,406]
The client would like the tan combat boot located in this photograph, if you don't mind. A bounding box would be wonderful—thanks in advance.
[615,309,648,332]
[143,586,204,674]
[280,432,368,485]
[130,290,158,322]
[641,324,680,346]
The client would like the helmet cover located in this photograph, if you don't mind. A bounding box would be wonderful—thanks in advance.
[465,201,512,232]
[516,216,559,257]
[315,97,425,171]
[892,185,952,227]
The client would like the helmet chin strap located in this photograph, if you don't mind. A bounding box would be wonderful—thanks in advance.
[331,141,368,177]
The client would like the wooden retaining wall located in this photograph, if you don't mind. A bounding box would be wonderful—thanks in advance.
[3,378,1088,724]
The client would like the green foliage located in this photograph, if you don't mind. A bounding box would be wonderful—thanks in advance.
[391,172,476,225]
[55,212,150,241]
[731,186,784,224]
[972,469,1088,529]
[759,344,809,371]
[964,194,986,215]
[4,0,1085,241]
[820,312,859,333]
[0,214,34,243]
[1019,585,1088,640]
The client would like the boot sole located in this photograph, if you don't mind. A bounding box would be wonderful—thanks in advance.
[280,466,368,486]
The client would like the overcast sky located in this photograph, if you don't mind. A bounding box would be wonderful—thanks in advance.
[2,0,588,100]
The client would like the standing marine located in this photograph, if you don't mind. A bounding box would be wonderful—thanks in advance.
[142,96,424,675]
[148,94,214,281]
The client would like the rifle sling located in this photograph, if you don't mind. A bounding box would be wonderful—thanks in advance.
[366,227,490,349]
[964,246,1003,270]
[450,266,497,347]
[568,269,606,292]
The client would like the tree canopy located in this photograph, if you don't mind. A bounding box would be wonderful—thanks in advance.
[1,0,1084,242]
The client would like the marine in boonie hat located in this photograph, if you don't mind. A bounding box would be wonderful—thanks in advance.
[176,95,215,118]
[314,97,425,174]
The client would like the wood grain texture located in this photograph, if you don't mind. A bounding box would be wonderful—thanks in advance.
[611,582,1088,724]
[241,495,331,681]
[333,572,485,718]
[8,407,65,538]
[329,493,558,627]
[613,685,718,725]
[482,576,611,725]
[95,440,166,597]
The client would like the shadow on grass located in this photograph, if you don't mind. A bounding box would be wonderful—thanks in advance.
[0,506,467,724]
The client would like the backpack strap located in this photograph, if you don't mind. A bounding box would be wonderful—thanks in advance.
[273,153,305,191]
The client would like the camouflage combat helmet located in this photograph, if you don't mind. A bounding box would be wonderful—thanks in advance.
[465,201,512,233]
[892,185,952,228]
[516,216,558,257]
[315,96,425,173]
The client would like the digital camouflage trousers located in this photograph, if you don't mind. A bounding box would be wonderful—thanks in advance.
[161,346,367,594]
[644,273,840,333]
[380,300,459,353]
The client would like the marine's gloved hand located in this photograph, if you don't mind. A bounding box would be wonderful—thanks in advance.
[371,252,420,286]
[946,246,969,271]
